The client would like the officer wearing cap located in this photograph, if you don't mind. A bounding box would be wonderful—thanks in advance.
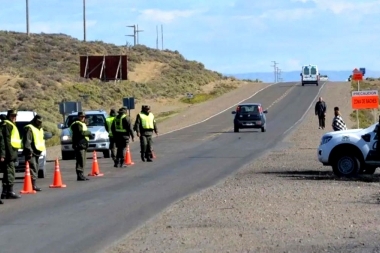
[134,105,158,162]
[111,107,134,167]
[105,109,117,161]
[70,112,92,181]
[1,109,21,200]
[22,114,45,191]
[0,115,6,204]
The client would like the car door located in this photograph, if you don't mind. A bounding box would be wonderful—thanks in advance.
[365,126,379,161]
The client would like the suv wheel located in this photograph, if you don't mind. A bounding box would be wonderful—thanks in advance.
[261,125,266,132]
[234,125,239,132]
[332,154,361,177]
[103,150,110,158]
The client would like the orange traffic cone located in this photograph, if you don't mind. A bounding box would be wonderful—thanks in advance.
[49,159,67,188]
[88,151,104,176]
[20,161,36,194]
[124,145,134,165]
[151,149,156,159]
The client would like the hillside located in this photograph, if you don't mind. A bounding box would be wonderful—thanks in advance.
[0,31,260,146]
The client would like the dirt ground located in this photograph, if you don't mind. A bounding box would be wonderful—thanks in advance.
[106,82,380,253]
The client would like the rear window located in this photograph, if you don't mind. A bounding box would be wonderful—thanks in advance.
[303,67,310,75]
[65,114,106,127]
[238,105,260,114]
[311,67,317,75]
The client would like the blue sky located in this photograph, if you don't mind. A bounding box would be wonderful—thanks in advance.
[1,0,380,74]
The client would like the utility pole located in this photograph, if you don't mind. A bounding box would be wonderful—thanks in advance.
[271,61,278,83]
[136,24,143,45]
[161,24,163,50]
[126,25,136,46]
[26,0,30,36]
[156,25,158,49]
[83,0,86,42]
[277,68,281,83]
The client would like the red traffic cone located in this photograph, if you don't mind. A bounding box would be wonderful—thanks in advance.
[151,149,156,159]
[124,145,134,165]
[88,151,104,176]
[50,159,67,188]
[20,161,36,194]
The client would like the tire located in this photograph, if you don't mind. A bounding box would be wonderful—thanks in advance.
[103,150,110,158]
[261,126,266,132]
[332,154,361,177]
[62,151,75,160]
[234,125,239,132]
[302,82,304,86]
[38,169,45,179]
[361,166,377,174]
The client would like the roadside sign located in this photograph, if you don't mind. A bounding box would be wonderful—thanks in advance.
[352,68,363,81]
[351,90,379,109]
[359,68,366,76]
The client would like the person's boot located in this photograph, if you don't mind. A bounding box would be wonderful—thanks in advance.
[141,152,145,162]
[6,185,21,199]
[1,184,7,199]
[77,172,89,181]
[146,153,153,162]
[0,199,3,204]
[32,179,42,192]
[113,158,118,168]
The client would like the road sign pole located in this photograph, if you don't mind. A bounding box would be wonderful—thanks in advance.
[357,79,360,128]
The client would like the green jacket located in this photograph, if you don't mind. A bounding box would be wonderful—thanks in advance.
[0,126,5,159]
[134,112,158,136]
[70,119,92,150]
[1,121,18,161]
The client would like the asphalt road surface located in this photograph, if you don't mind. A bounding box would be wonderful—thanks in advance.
[0,81,324,253]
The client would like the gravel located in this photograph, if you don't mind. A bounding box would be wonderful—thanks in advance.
[106,82,380,253]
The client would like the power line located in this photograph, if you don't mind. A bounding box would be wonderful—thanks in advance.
[271,61,278,83]
[126,25,136,46]
[136,24,143,45]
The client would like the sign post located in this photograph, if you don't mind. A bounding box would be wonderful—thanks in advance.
[352,69,364,128]
[122,97,135,117]
[351,90,379,128]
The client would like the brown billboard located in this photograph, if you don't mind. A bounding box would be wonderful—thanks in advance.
[79,55,128,80]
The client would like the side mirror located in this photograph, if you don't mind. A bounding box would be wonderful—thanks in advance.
[44,132,53,140]
[57,123,64,129]
[263,110,268,114]
[300,73,302,76]
[231,111,236,114]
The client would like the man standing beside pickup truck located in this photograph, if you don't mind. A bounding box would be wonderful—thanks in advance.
[315,97,327,129]
[111,107,134,167]
[23,115,45,192]
[70,112,92,181]
[1,110,21,200]
[105,109,117,161]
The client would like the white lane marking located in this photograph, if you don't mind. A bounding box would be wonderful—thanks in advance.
[158,83,279,137]
[282,82,326,136]
[265,84,298,111]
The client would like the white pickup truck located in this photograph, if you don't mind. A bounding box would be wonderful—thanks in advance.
[317,123,380,176]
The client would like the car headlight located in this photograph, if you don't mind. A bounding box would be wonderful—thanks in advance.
[61,135,71,141]
[99,132,109,139]
[320,135,332,145]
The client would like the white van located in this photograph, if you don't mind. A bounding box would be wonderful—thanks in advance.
[300,65,319,86]
[0,111,52,178]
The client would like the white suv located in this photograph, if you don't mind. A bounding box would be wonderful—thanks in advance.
[0,111,52,178]
[317,123,380,177]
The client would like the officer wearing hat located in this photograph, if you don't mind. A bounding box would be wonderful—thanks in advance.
[111,107,134,167]
[134,105,158,162]
[0,115,6,204]
[1,109,21,200]
[105,108,117,161]
[70,112,92,181]
[22,114,45,191]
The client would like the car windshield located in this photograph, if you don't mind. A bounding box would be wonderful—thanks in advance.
[65,114,105,127]
[239,105,260,114]
[303,67,310,75]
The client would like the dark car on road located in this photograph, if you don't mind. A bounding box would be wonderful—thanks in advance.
[231,103,268,132]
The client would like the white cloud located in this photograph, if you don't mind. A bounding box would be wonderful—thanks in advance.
[138,9,202,24]
[295,0,380,15]
[259,8,314,20]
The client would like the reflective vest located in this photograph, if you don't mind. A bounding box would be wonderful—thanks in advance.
[114,115,126,132]
[25,124,45,152]
[3,120,22,149]
[106,116,115,137]
[139,113,155,129]
[70,121,89,141]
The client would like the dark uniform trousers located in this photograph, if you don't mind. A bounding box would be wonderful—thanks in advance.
[2,160,16,187]
[318,114,325,128]
[140,135,153,158]
[109,137,116,160]
[27,155,39,180]
[116,139,129,164]
[75,148,87,174]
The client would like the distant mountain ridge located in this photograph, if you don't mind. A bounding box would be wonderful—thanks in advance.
[227,70,380,83]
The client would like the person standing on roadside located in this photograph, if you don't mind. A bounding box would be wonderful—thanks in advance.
[134,105,158,162]
[22,115,45,192]
[1,110,21,200]
[105,108,117,161]
[70,112,92,181]
[315,97,327,129]
[0,115,6,204]
[332,107,347,131]
[111,107,134,167]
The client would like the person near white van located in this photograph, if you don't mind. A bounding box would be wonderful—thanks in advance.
[22,115,45,191]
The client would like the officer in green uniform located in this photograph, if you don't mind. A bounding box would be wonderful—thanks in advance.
[0,114,6,204]
[105,109,116,161]
[111,107,134,167]
[1,109,21,200]
[134,105,158,162]
[22,115,45,192]
[70,112,92,181]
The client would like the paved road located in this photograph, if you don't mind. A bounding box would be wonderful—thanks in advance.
[0,82,324,253]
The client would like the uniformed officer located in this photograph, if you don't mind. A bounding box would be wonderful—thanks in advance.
[111,107,134,167]
[0,115,6,204]
[105,109,117,161]
[22,115,45,191]
[1,109,21,200]
[134,105,158,162]
[70,112,92,181]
